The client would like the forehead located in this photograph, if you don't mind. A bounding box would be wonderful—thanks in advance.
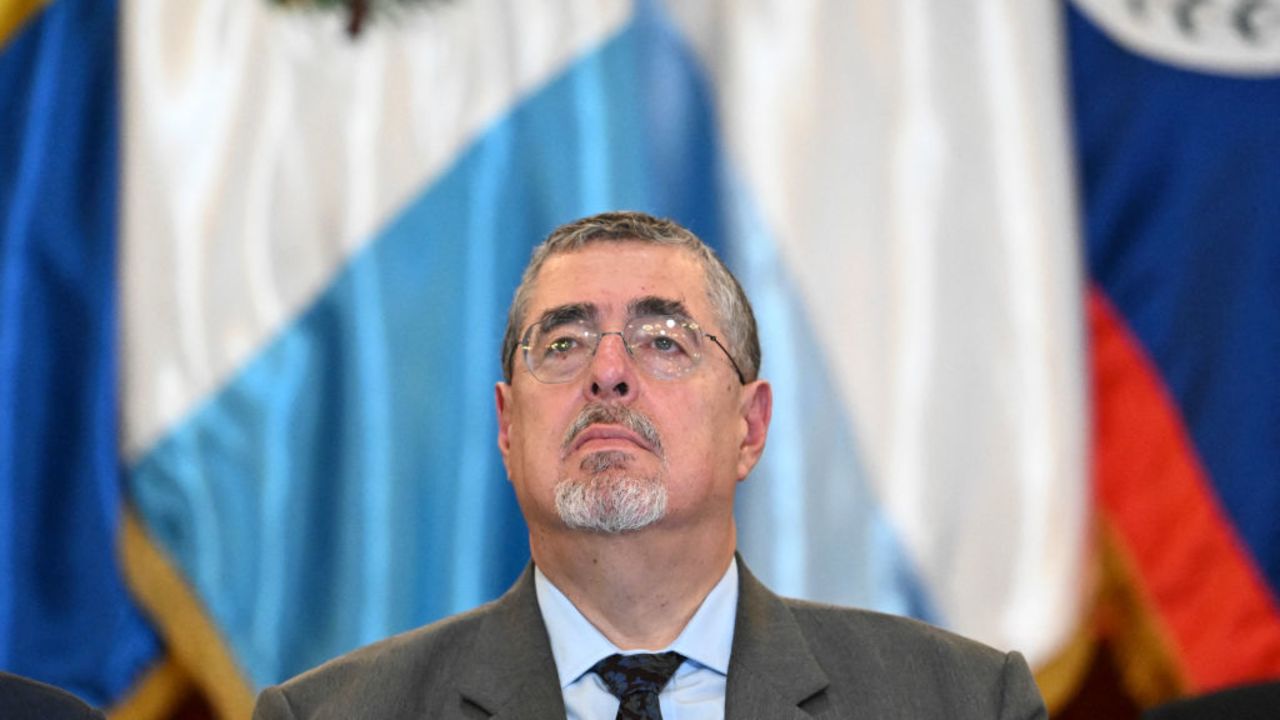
[527,242,710,321]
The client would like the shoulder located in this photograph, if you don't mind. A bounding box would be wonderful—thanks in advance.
[783,597,1009,667]
[253,599,499,719]
[779,598,1045,718]
[0,672,105,720]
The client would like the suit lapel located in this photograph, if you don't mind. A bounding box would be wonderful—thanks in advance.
[452,565,566,720]
[725,561,829,720]
[449,560,830,719]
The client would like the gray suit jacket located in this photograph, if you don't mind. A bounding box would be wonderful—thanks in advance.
[254,563,1046,719]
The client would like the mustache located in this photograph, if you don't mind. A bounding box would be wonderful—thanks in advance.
[561,403,664,459]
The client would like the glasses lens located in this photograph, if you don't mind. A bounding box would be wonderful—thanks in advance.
[627,316,702,379]
[525,319,596,383]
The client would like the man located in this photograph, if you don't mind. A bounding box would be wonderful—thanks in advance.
[254,211,1047,719]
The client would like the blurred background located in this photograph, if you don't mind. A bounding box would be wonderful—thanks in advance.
[1,0,1277,717]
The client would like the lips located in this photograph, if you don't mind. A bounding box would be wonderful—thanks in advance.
[561,403,664,459]
[568,425,653,455]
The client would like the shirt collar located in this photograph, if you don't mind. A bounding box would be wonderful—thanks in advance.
[534,557,739,688]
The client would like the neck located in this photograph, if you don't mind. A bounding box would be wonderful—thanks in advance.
[531,521,736,650]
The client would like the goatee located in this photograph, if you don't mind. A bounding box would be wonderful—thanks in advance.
[555,450,667,533]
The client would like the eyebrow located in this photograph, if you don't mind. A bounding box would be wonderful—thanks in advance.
[628,296,692,321]
[530,297,692,334]
[533,303,597,331]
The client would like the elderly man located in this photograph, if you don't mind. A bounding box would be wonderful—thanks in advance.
[253,211,1046,719]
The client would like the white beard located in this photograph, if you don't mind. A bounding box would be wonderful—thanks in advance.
[554,451,667,533]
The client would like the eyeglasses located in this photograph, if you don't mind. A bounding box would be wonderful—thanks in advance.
[518,314,746,385]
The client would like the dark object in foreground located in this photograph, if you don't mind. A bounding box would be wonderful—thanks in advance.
[1143,680,1280,720]
[0,671,106,720]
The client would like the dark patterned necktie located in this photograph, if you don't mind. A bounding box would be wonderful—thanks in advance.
[591,651,686,720]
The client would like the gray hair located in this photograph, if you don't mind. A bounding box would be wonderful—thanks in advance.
[501,211,761,383]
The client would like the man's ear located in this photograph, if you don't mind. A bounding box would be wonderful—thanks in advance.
[495,382,513,472]
[736,379,772,481]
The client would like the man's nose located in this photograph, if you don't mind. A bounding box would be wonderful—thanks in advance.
[585,332,635,400]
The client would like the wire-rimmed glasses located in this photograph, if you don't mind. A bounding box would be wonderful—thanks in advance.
[518,315,745,385]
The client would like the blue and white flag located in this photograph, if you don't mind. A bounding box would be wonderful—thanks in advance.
[4,1,1093,715]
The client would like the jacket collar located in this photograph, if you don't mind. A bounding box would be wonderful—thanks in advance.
[453,565,566,720]
[452,558,829,720]
[725,560,830,719]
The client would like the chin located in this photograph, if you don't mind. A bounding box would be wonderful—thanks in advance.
[553,468,668,534]
[577,449,635,474]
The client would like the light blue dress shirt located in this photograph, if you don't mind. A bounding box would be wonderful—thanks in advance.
[534,559,739,720]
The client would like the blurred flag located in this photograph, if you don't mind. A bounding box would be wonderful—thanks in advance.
[20,1,1280,718]
[0,0,167,712]
[115,0,1088,713]
[1070,0,1280,701]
